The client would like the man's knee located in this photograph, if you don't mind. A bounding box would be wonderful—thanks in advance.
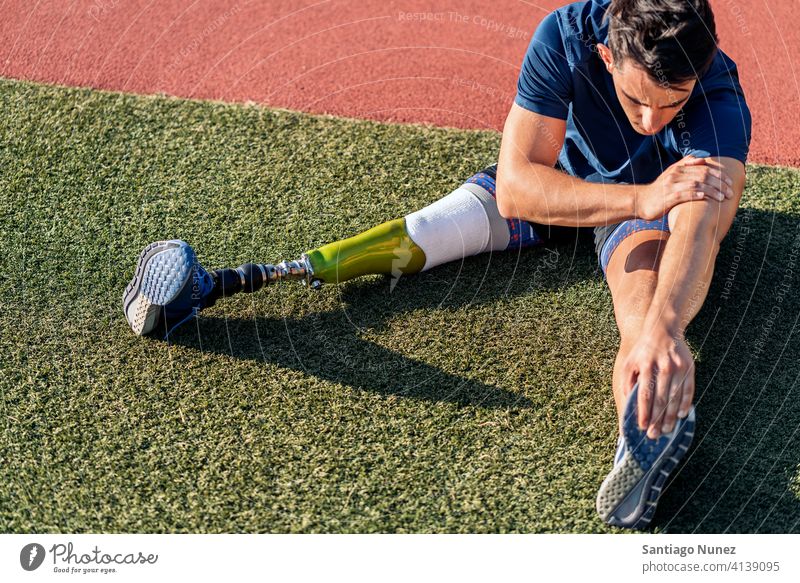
[623,237,668,273]
[403,167,544,271]
[605,228,669,282]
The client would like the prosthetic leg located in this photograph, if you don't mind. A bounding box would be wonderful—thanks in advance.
[209,166,543,298]
[123,166,546,337]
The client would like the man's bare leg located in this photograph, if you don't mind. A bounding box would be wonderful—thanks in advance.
[605,230,670,432]
[596,227,694,529]
[596,204,727,528]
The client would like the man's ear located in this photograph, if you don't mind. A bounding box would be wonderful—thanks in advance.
[597,43,614,72]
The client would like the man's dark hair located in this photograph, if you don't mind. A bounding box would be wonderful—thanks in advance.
[606,0,718,85]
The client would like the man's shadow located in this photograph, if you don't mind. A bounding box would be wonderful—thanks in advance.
[165,230,599,410]
[165,209,800,532]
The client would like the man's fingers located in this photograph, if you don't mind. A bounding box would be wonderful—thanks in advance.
[674,181,726,202]
[675,189,709,205]
[647,367,671,439]
[677,166,735,197]
[678,164,733,185]
[638,367,653,430]
[662,375,683,434]
[678,365,696,419]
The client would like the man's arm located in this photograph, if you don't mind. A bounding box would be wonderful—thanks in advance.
[497,103,634,225]
[626,157,747,438]
[495,104,735,226]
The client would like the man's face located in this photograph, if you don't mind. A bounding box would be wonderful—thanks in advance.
[598,44,695,136]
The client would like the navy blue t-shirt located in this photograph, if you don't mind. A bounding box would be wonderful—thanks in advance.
[514,0,752,184]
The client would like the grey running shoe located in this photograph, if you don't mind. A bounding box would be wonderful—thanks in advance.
[122,240,215,338]
[596,382,696,529]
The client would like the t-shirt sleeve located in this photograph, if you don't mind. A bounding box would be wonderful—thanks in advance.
[679,78,752,164]
[514,11,573,120]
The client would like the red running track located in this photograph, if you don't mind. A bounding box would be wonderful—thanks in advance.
[1,0,798,166]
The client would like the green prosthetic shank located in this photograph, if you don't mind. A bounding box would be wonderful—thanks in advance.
[304,217,426,284]
[204,218,427,298]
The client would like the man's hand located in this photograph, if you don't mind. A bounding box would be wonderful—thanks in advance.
[623,327,695,439]
[635,156,735,220]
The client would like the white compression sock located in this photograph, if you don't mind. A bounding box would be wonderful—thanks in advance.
[404,182,511,272]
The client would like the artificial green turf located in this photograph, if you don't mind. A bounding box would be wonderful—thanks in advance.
[1,78,799,533]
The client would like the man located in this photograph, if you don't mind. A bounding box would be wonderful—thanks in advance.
[123,0,751,529]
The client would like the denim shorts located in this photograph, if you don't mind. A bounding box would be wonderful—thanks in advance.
[478,163,671,277]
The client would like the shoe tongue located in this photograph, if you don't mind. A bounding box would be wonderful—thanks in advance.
[614,435,626,467]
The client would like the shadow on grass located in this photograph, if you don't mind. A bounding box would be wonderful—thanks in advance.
[658,208,800,533]
[165,209,800,532]
[164,231,599,410]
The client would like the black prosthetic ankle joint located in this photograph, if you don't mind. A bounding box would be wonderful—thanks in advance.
[206,264,269,306]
